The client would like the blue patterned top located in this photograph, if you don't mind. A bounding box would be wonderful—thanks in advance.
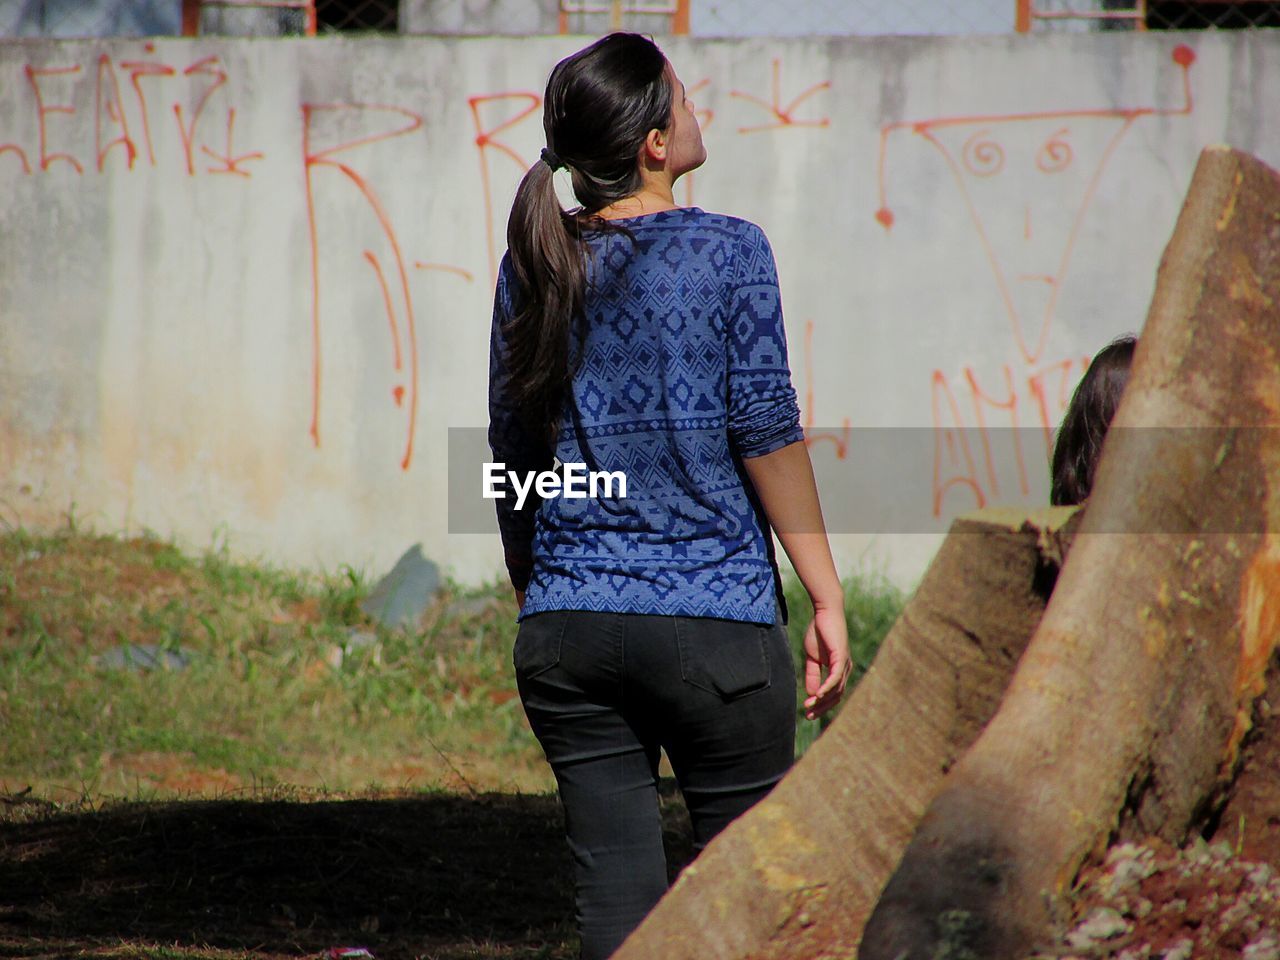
[488,207,804,625]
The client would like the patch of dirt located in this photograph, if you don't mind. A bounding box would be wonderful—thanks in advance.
[1042,839,1280,960]
[100,752,246,796]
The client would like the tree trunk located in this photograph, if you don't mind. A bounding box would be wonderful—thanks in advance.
[859,145,1280,960]
[612,505,1078,960]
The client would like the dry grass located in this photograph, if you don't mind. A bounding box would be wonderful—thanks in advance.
[0,523,551,802]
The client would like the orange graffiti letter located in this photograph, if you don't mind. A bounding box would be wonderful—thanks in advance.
[95,54,137,172]
[468,92,541,285]
[932,369,985,517]
[173,54,226,176]
[119,56,176,166]
[202,107,263,176]
[25,64,83,174]
[964,364,1029,497]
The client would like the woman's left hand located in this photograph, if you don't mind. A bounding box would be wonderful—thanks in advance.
[802,605,851,720]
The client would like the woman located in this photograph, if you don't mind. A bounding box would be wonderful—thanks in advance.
[487,33,850,959]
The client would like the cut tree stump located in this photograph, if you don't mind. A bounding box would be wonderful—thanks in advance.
[611,505,1078,960]
[859,145,1280,959]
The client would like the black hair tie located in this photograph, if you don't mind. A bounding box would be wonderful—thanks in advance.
[540,147,565,171]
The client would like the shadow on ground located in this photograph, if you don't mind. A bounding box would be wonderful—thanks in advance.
[0,788,695,960]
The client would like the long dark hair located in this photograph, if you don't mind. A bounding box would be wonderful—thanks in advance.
[502,33,674,441]
[1050,335,1137,506]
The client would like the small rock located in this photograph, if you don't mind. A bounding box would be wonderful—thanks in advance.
[1187,837,1214,866]
[93,643,192,672]
[1222,897,1254,928]
[1209,839,1236,861]
[1161,940,1192,960]
[1244,935,1280,960]
[1109,850,1158,892]
[1067,907,1130,950]
[360,544,440,629]
[326,630,381,670]
[1249,864,1274,887]
[1106,842,1146,866]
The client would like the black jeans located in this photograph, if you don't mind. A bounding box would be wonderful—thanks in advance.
[514,609,796,960]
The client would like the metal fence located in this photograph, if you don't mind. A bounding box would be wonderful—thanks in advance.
[1,0,1276,38]
[1023,0,1280,30]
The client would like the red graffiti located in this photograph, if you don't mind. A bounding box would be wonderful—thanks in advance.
[930,355,1091,516]
[468,91,541,286]
[95,54,136,172]
[0,140,31,174]
[303,102,432,471]
[365,249,403,388]
[414,262,475,282]
[730,59,830,135]
[5,52,264,178]
[26,64,83,174]
[875,46,1196,517]
[801,320,851,459]
[932,369,986,516]
[174,55,227,176]
[117,57,175,166]
[201,107,262,177]
[877,45,1195,366]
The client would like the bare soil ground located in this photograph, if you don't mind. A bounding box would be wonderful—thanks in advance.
[6,739,1280,960]
[0,785,696,960]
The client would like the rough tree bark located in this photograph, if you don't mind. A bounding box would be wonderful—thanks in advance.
[859,146,1280,960]
[611,505,1078,960]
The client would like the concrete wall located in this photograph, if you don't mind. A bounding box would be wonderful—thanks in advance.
[1,33,1278,585]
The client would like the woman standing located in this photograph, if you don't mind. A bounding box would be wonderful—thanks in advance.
[488,33,850,959]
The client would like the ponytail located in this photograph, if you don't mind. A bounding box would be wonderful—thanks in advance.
[503,160,590,444]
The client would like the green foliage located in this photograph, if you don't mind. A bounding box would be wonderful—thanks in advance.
[783,569,907,755]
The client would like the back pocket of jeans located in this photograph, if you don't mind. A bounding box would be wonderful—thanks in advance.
[674,617,771,700]
[513,610,569,680]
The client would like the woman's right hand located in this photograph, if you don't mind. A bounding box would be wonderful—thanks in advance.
[802,602,851,720]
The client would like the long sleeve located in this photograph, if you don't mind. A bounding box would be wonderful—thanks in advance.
[726,224,805,459]
[488,254,554,591]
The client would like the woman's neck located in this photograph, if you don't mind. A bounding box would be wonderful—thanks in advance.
[595,169,679,220]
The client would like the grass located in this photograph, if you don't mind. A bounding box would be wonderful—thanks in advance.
[0,521,905,803]
[0,523,546,802]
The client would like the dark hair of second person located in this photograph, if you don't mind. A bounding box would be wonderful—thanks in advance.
[1050,334,1137,506]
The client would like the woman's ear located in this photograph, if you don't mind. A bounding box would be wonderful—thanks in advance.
[642,127,668,165]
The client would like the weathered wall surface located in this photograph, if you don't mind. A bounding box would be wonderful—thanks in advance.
[1,33,1277,584]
